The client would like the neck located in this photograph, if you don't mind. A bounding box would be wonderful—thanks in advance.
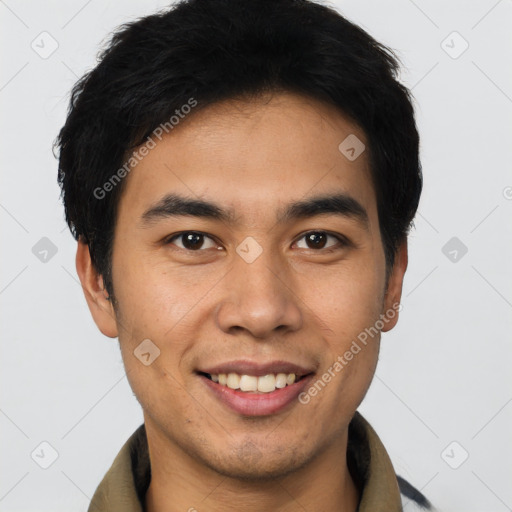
[144,421,360,512]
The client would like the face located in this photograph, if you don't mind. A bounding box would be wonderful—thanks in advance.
[79,91,407,480]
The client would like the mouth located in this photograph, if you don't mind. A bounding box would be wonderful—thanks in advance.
[196,362,315,416]
[199,371,309,393]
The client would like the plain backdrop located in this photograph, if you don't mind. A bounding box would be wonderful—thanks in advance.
[1,1,511,511]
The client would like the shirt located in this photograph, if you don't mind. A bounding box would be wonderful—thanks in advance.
[88,410,433,511]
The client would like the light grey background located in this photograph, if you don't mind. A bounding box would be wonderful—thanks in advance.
[1,1,511,511]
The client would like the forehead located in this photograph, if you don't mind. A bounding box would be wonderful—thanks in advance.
[116,91,377,227]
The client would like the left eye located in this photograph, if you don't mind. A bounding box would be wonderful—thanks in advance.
[295,231,346,251]
[166,232,218,251]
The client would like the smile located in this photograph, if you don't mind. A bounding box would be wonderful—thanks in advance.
[203,372,305,393]
[197,362,315,416]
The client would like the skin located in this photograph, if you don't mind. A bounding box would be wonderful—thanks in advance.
[76,91,408,512]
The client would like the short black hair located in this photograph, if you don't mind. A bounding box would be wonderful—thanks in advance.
[56,0,422,301]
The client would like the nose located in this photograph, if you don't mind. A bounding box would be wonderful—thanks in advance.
[215,244,303,339]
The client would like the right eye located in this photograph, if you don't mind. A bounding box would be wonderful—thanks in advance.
[164,231,220,251]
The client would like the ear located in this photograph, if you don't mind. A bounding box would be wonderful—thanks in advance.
[381,239,408,332]
[75,239,119,338]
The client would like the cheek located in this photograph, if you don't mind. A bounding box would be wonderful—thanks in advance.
[110,259,190,397]
[304,262,385,336]
[299,260,384,399]
[111,248,194,335]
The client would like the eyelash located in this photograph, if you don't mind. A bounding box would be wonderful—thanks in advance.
[164,230,351,253]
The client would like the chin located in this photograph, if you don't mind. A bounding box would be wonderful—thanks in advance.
[199,441,311,482]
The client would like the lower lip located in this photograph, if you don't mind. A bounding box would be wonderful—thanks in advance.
[200,375,314,416]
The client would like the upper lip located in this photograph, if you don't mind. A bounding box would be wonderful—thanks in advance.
[198,360,316,378]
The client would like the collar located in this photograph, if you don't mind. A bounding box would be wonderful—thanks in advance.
[88,410,403,512]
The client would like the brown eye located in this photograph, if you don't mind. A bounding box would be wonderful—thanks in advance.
[295,231,348,251]
[167,231,218,251]
[305,232,328,249]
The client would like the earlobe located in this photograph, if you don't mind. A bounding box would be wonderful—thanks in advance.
[75,240,119,338]
[381,240,408,333]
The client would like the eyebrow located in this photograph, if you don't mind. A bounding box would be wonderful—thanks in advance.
[140,192,369,230]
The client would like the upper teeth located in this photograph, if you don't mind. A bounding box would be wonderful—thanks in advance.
[210,373,297,393]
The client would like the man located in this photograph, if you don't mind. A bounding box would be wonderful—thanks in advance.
[56,0,434,510]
